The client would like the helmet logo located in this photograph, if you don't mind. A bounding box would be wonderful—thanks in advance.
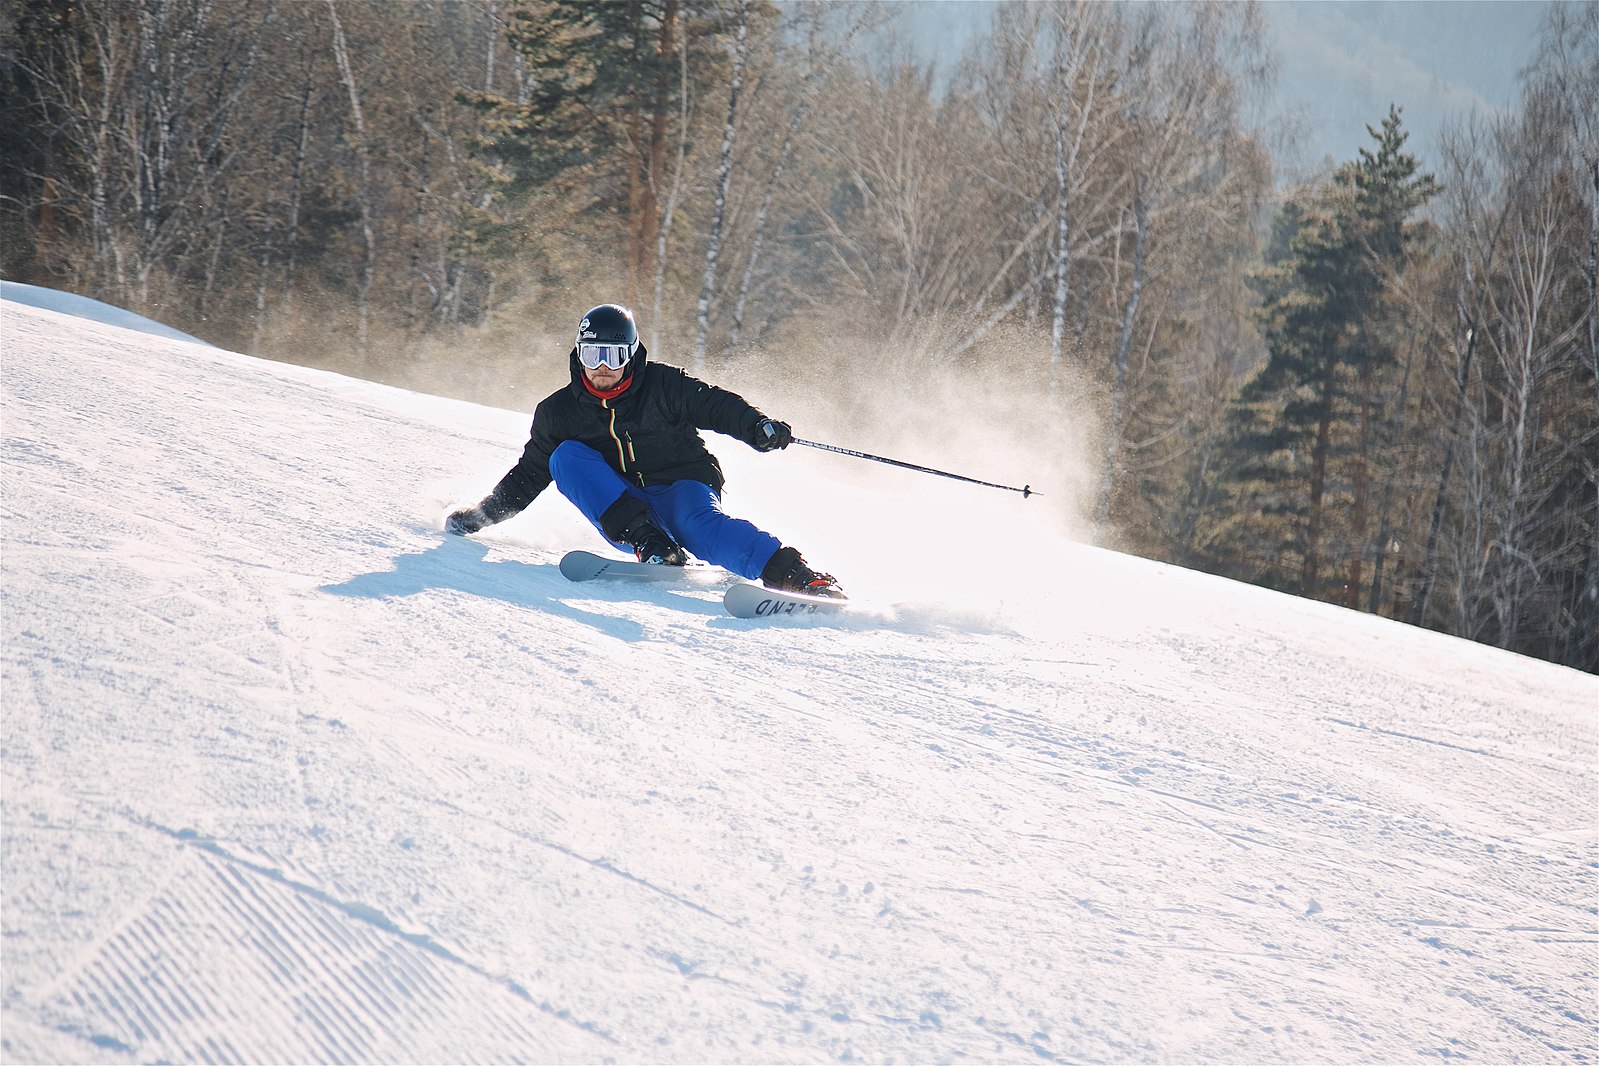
[576,306,633,347]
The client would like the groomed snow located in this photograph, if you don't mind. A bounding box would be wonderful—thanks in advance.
[3,295,1595,1064]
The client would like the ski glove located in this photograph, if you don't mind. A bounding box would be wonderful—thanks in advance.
[751,418,793,452]
[445,504,489,536]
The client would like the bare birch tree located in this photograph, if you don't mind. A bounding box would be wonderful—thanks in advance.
[1043,1,1122,379]
[1091,2,1272,527]
[692,0,750,371]
[651,26,692,352]
[9,0,270,310]
[727,1,862,352]
[325,0,376,356]
[1408,8,1598,667]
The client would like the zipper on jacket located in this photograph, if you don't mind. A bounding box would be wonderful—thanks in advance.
[604,400,643,484]
[605,401,628,473]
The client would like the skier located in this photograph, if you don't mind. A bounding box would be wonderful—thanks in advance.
[445,303,845,598]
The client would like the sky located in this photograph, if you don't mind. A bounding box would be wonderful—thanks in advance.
[895,0,1555,172]
[1263,0,1551,170]
[3,286,1595,1062]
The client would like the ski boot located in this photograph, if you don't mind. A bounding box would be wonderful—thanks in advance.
[626,518,688,566]
[761,546,846,599]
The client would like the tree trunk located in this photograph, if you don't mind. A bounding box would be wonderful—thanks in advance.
[200,182,231,317]
[1346,362,1374,609]
[1584,156,1599,665]
[1096,180,1147,528]
[650,29,689,352]
[282,77,313,315]
[1367,336,1415,615]
[1049,120,1071,383]
[409,117,431,332]
[1590,157,1598,414]
[483,0,498,93]
[1301,375,1335,598]
[326,0,375,357]
[252,242,271,354]
[692,0,749,371]
[731,91,810,353]
[1046,0,1105,382]
[637,0,677,309]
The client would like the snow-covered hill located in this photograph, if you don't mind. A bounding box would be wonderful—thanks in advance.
[3,296,1595,1064]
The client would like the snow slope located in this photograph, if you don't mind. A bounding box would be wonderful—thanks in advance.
[3,297,1595,1064]
[0,281,214,348]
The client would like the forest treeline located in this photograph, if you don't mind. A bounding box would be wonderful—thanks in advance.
[3,0,1595,672]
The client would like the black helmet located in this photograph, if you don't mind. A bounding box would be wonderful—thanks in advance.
[575,304,639,371]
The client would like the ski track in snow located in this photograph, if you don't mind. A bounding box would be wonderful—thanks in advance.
[3,298,1597,1064]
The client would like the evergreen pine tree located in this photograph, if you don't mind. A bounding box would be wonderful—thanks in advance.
[1204,107,1437,605]
[461,0,742,306]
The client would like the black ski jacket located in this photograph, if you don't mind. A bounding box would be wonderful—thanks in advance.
[481,343,771,522]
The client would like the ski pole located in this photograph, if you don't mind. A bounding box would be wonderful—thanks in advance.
[792,437,1037,498]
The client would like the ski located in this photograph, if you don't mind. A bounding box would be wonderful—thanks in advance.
[558,549,727,584]
[560,551,848,619]
[722,581,850,620]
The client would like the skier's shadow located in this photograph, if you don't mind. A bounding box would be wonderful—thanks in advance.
[320,538,648,642]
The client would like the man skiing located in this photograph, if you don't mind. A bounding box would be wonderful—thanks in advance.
[445,303,844,598]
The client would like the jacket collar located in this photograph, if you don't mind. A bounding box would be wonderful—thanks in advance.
[581,371,635,401]
[568,341,649,404]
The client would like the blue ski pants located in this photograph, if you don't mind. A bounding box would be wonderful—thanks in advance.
[549,440,782,580]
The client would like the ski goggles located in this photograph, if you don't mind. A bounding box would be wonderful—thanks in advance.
[577,341,635,371]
